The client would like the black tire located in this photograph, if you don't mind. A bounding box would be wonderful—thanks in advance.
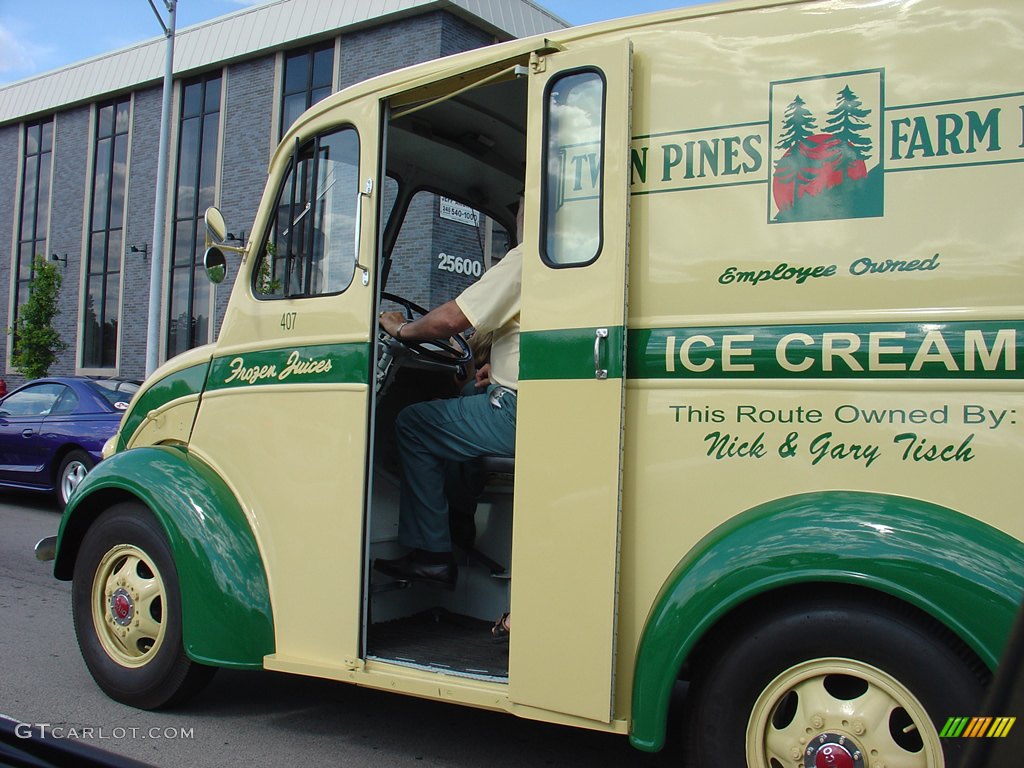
[683,594,988,768]
[71,502,214,709]
[56,449,94,510]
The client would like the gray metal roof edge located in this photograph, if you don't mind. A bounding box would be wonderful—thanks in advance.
[0,0,568,126]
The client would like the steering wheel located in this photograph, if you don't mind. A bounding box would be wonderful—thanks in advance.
[379,292,472,366]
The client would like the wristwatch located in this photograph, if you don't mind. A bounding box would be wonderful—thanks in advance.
[396,321,408,340]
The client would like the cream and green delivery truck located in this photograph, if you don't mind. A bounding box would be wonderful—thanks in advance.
[41,0,1024,765]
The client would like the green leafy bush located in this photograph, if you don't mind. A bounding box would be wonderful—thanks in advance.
[10,256,67,379]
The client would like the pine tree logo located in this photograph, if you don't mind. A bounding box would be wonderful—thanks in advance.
[769,71,884,223]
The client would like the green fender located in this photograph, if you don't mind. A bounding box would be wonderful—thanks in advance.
[54,445,274,669]
[629,491,1024,752]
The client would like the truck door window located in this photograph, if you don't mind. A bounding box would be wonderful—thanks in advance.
[253,127,360,298]
[542,70,605,267]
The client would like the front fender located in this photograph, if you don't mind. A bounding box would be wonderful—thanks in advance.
[629,491,1024,752]
[55,445,274,669]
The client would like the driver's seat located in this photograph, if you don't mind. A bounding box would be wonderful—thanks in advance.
[479,455,515,488]
[448,454,514,575]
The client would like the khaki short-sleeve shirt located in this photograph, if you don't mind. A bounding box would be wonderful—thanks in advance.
[455,247,522,389]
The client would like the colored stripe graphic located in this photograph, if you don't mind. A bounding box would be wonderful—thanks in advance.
[939,717,968,738]
[989,717,1017,737]
[965,717,991,737]
[939,716,1016,738]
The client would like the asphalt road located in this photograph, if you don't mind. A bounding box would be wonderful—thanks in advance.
[0,494,682,768]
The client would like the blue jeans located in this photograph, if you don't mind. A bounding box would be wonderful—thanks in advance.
[395,386,516,553]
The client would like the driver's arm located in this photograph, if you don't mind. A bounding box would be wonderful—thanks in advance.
[379,300,470,342]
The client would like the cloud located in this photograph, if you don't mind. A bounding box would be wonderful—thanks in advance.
[0,23,36,71]
[0,21,54,83]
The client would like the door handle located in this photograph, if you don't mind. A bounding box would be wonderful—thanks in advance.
[22,428,34,437]
[594,328,609,380]
[353,178,373,287]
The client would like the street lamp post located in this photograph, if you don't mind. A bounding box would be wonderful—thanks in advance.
[145,0,176,377]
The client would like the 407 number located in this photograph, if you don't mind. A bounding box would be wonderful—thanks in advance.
[437,252,482,277]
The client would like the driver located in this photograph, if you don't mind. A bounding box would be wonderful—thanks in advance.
[374,198,523,590]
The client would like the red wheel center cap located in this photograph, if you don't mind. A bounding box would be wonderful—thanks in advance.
[805,733,863,768]
[109,589,135,625]
[814,744,853,768]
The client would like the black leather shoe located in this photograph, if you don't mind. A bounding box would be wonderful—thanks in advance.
[374,552,457,590]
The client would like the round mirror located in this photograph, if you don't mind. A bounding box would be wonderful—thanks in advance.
[204,206,227,244]
[204,246,227,284]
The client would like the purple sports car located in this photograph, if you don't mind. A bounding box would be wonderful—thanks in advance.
[0,377,139,509]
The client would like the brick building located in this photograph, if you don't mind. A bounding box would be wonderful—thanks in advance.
[0,0,564,385]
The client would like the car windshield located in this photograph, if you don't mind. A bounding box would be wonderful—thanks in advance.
[88,379,140,408]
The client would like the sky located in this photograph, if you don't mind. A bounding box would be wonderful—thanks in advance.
[0,0,705,86]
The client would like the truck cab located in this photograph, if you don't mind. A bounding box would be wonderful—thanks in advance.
[48,2,1024,766]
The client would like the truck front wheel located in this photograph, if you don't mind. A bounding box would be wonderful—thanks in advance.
[683,595,987,768]
[71,502,213,709]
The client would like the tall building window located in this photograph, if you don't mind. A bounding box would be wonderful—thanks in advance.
[167,74,221,358]
[14,118,54,329]
[279,42,334,136]
[82,98,130,369]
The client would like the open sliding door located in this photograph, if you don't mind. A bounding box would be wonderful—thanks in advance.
[509,39,632,723]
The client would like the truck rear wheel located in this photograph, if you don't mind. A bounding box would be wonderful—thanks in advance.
[72,502,213,709]
[683,595,987,768]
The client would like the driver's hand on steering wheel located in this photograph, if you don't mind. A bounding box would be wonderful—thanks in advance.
[379,310,407,339]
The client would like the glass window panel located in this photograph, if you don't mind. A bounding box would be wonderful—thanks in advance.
[174,219,195,268]
[25,124,39,155]
[311,85,331,107]
[50,388,79,416]
[109,135,127,230]
[92,137,111,231]
[315,129,359,293]
[254,128,358,298]
[36,153,51,235]
[166,76,221,356]
[543,71,604,266]
[191,264,210,344]
[176,117,200,215]
[282,93,306,134]
[83,101,129,368]
[199,113,219,212]
[19,244,36,279]
[312,47,333,89]
[98,104,113,137]
[1,384,64,417]
[204,77,221,112]
[14,282,30,317]
[106,232,122,274]
[115,101,130,134]
[382,175,399,231]
[89,231,107,275]
[103,281,119,367]
[167,267,192,358]
[284,52,308,94]
[40,120,53,151]
[182,82,202,118]
[82,276,102,368]
[20,155,38,235]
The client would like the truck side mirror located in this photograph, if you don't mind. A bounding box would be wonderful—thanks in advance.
[204,207,228,246]
[204,246,227,284]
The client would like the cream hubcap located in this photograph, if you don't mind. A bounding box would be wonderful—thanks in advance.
[746,658,943,768]
[91,544,167,668]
